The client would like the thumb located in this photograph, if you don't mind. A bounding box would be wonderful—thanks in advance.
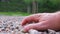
[22,21,49,32]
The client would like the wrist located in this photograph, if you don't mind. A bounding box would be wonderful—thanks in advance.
[55,11,60,22]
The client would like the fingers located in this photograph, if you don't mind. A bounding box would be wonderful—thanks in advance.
[21,16,34,26]
[21,14,42,26]
[23,21,49,32]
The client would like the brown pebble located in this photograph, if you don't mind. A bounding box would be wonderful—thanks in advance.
[16,27,19,29]
[1,29,5,31]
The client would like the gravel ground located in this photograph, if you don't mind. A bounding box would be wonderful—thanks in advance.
[0,16,60,34]
[0,16,26,34]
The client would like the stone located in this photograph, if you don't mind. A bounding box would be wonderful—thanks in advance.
[29,29,40,34]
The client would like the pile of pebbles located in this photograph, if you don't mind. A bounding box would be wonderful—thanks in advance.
[0,16,60,34]
[0,16,25,34]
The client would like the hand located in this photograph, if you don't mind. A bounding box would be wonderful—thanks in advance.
[21,12,60,32]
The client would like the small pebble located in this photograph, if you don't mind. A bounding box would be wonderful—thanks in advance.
[0,16,60,34]
[29,29,40,34]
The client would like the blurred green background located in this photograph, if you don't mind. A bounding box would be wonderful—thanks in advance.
[0,0,60,16]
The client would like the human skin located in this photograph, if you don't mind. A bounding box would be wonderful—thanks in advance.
[21,11,60,32]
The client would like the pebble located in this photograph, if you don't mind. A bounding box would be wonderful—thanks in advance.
[0,16,60,34]
[0,16,25,34]
[29,29,40,34]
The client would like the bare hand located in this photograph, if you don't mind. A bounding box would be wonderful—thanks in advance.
[21,12,60,32]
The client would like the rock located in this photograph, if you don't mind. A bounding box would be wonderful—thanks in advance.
[29,29,40,34]
[48,29,56,34]
[0,16,60,34]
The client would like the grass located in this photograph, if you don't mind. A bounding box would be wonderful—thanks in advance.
[0,12,30,16]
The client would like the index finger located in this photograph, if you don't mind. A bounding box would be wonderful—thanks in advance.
[21,13,42,26]
[21,16,34,26]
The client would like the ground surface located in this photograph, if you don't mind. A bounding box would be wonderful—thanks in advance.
[0,16,60,34]
[0,16,26,34]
